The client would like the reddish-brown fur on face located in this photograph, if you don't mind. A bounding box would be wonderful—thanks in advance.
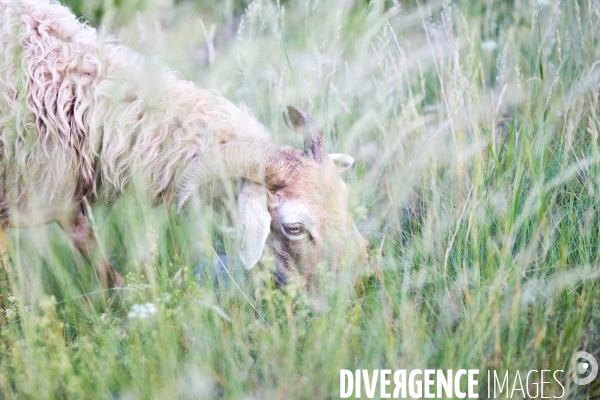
[264,149,367,280]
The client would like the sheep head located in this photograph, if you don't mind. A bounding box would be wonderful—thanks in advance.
[177,105,367,281]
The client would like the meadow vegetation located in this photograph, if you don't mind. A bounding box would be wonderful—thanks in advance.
[1,0,600,398]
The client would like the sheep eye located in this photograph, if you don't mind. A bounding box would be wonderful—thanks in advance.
[283,223,304,236]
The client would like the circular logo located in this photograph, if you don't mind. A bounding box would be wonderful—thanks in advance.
[572,351,598,385]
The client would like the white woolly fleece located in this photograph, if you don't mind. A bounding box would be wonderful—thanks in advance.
[0,0,270,216]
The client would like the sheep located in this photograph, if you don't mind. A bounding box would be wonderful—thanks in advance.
[0,0,367,291]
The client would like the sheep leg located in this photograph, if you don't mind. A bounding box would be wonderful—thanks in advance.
[0,228,8,325]
[0,227,8,276]
[59,209,123,288]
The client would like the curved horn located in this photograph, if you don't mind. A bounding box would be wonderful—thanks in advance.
[283,105,325,162]
[176,142,301,213]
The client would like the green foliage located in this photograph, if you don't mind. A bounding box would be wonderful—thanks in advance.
[2,0,600,398]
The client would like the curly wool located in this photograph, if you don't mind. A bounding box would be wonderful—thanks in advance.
[0,0,269,216]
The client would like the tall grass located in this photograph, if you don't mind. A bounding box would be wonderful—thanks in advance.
[1,0,600,398]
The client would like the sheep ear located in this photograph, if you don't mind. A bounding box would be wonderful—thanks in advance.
[238,181,271,270]
[328,153,354,171]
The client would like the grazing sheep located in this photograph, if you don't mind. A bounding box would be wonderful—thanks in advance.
[0,0,366,289]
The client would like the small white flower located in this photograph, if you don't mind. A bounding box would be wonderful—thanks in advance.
[481,40,498,51]
[4,308,16,320]
[128,302,158,320]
